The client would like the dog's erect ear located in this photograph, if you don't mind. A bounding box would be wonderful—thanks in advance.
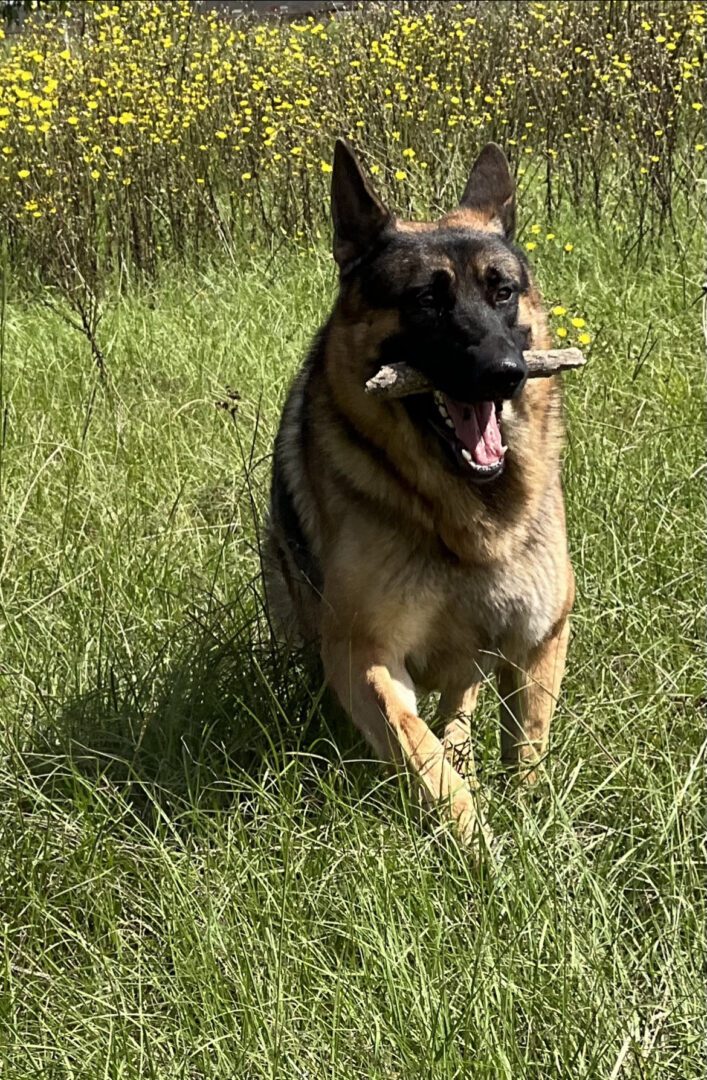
[331,139,391,272]
[459,143,515,240]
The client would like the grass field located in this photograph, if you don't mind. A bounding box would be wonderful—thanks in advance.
[0,0,705,1075]
[0,191,704,1077]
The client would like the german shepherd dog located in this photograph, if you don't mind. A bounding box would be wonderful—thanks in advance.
[265,141,574,846]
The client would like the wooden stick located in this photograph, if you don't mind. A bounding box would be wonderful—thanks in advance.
[365,348,585,398]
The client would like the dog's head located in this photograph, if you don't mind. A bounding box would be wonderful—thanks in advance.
[330,139,544,485]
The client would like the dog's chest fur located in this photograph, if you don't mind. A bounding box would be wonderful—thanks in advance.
[406,544,565,691]
[348,503,568,694]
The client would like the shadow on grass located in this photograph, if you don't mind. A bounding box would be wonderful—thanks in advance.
[20,583,367,822]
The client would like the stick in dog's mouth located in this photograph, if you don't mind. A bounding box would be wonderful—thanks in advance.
[365,348,586,480]
[364,348,586,399]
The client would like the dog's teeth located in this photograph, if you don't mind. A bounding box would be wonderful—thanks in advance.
[438,404,448,418]
[433,391,443,404]
[501,444,508,453]
[461,449,472,463]
[445,417,454,428]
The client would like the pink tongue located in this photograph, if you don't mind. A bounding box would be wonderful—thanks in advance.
[442,397,504,467]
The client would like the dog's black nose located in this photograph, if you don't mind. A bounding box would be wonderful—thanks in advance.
[495,356,528,399]
[469,335,529,401]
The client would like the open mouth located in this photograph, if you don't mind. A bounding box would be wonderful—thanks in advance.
[430,391,506,482]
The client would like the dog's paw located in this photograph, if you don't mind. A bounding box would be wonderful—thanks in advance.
[446,783,495,860]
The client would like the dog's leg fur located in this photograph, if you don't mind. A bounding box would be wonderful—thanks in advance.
[497,618,570,783]
[323,638,490,850]
[440,684,481,782]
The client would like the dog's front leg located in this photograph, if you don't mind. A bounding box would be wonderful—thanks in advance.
[440,682,483,786]
[440,683,482,783]
[323,637,491,851]
[497,617,570,784]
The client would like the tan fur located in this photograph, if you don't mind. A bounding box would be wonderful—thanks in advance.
[265,160,574,852]
[441,207,504,233]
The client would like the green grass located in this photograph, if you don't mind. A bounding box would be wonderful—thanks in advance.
[0,208,704,1078]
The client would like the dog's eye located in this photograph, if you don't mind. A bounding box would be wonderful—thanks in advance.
[495,285,514,304]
